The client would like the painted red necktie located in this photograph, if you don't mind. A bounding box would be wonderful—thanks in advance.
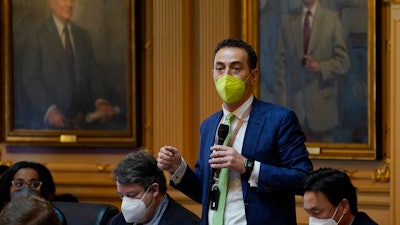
[303,11,312,54]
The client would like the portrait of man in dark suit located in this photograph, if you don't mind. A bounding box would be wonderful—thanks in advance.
[12,0,129,131]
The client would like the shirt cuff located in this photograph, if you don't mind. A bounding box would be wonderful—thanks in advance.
[170,157,187,185]
[95,99,108,106]
[248,160,260,187]
[44,105,57,123]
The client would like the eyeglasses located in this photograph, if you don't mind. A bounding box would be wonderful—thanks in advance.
[11,179,42,190]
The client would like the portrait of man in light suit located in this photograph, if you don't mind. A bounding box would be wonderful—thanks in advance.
[260,0,370,144]
[274,0,350,142]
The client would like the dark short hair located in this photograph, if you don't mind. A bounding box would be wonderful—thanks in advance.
[111,150,167,194]
[0,195,61,225]
[302,168,358,215]
[0,161,56,211]
[213,38,258,70]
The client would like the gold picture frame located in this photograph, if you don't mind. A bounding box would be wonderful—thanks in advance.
[1,0,138,147]
[242,0,378,159]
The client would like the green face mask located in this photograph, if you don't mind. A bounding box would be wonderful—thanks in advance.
[215,74,250,104]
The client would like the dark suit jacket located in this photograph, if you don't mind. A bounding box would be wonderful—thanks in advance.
[19,16,108,128]
[353,212,378,225]
[107,195,200,225]
[172,98,313,225]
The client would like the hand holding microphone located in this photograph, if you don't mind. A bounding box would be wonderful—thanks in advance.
[211,124,230,165]
[210,123,230,210]
[216,124,229,145]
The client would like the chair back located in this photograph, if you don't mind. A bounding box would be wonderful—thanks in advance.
[53,201,119,225]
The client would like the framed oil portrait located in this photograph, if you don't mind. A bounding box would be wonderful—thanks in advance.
[242,0,378,159]
[1,0,138,147]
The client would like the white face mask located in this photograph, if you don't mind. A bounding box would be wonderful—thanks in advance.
[121,186,153,223]
[309,206,344,225]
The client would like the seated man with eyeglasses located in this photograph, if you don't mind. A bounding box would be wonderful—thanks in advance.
[0,161,67,225]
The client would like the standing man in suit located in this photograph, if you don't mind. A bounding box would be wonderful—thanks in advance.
[157,39,313,225]
[275,0,350,142]
[19,0,117,129]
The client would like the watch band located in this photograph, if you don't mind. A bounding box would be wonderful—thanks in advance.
[244,159,254,178]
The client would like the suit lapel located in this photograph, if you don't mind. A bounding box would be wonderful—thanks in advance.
[242,100,264,159]
[205,112,223,164]
[43,17,73,84]
[241,100,265,198]
[68,23,83,87]
[210,112,223,145]
[45,18,67,68]
[70,24,81,64]
[290,13,304,59]
[308,4,324,54]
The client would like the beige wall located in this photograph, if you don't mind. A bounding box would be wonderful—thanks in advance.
[1,0,398,224]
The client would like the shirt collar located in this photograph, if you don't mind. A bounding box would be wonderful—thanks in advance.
[52,14,71,37]
[143,194,168,225]
[303,0,318,16]
[222,95,254,119]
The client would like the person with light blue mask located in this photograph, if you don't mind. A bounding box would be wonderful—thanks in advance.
[107,150,200,225]
[302,167,378,225]
[157,38,313,225]
[0,161,68,225]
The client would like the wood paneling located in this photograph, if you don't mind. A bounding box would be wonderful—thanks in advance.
[0,0,396,223]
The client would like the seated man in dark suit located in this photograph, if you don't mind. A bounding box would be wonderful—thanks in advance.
[107,150,200,225]
[302,167,378,225]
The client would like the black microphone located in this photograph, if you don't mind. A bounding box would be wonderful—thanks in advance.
[217,124,229,145]
[210,124,229,175]
[209,123,230,210]
[211,124,229,175]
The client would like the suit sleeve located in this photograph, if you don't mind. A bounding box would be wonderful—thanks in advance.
[255,110,313,195]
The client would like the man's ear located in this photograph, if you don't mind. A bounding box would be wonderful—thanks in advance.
[250,69,259,84]
[151,183,160,196]
[340,198,351,214]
